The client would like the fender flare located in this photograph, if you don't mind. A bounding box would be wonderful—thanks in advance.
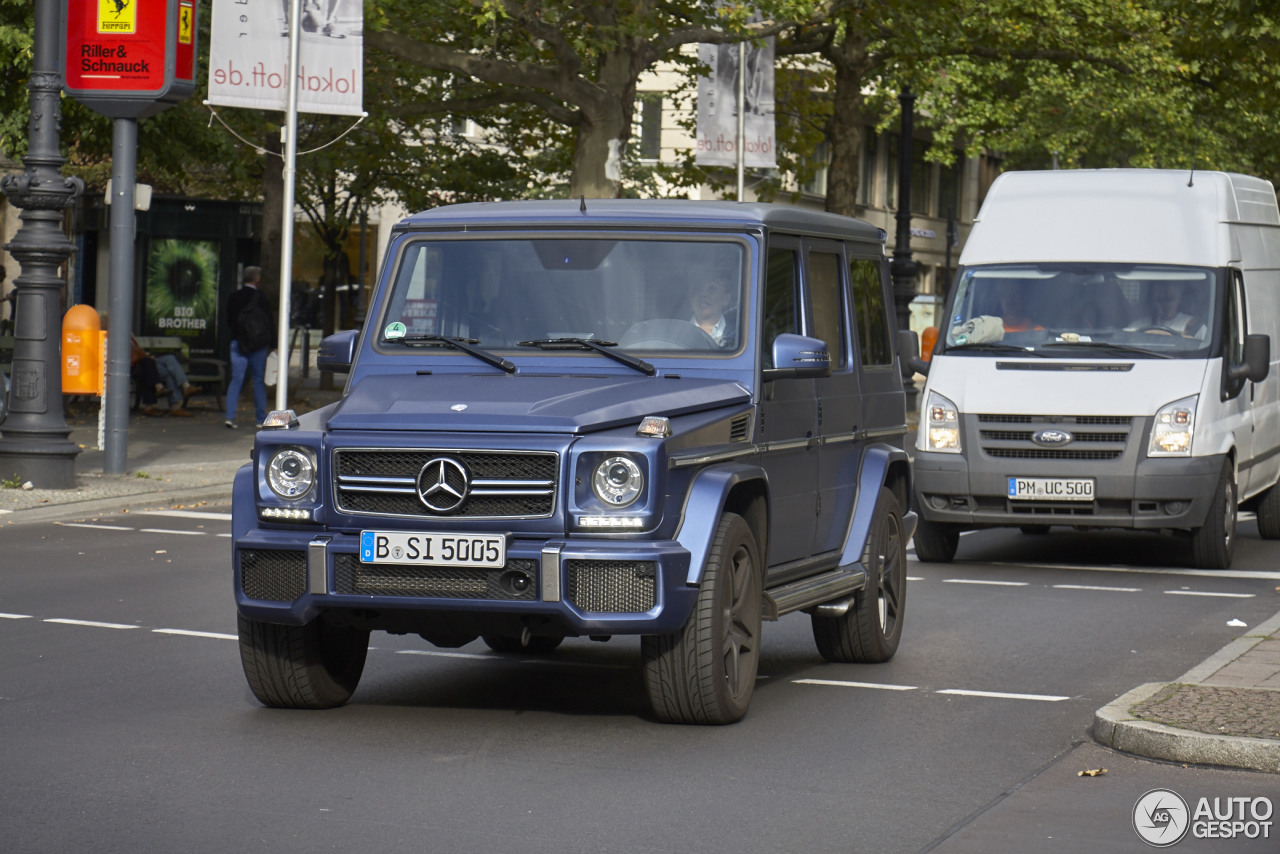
[837,444,915,569]
[675,462,768,586]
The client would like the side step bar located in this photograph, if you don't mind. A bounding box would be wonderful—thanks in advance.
[762,564,867,621]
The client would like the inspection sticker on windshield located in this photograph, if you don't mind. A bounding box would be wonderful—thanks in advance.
[384,321,407,340]
[1008,477,1094,501]
[360,531,506,568]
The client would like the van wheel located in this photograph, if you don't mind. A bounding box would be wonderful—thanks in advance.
[812,488,906,663]
[912,515,959,562]
[238,614,369,709]
[1256,483,1280,539]
[1191,464,1236,569]
[641,512,762,725]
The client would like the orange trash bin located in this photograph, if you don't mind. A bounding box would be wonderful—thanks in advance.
[62,304,101,395]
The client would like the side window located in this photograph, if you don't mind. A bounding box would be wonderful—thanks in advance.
[807,250,847,369]
[763,247,799,368]
[850,257,893,366]
[1224,270,1247,399]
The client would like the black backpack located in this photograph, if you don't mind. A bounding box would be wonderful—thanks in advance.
[237,289,274,352]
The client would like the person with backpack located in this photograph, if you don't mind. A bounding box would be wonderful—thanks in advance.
[224,266,275,429]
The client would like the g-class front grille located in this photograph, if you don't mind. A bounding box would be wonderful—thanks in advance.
[333,553,538,600]
[566,560,657,613]
[240,549,306,602]
[977,414,1133,461]
[334,449,558,519]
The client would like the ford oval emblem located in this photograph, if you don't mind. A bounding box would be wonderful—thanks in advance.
[1032,429,1073,447]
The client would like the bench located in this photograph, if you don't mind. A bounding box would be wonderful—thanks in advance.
[133,336,226,411]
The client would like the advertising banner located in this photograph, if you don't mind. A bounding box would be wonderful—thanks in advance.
[143,239,221,356]
[207,0,363,116]
[695,39,776,169]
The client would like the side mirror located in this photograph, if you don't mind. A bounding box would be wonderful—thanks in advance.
[764,333,831,380]
[317,329,358,374]
[897,328,931,378]
[1229,333,1270,384]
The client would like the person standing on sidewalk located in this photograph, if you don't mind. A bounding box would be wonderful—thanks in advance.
[224,266,274,429]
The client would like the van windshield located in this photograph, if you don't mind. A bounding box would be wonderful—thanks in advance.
[377,236,747,357]
[943,263,1219,357]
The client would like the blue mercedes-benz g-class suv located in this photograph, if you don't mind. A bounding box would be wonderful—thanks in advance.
[233,199,915,724]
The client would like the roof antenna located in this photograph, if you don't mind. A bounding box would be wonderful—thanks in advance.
[580,195,587,213]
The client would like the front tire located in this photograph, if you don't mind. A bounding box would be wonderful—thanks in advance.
[641,512,762,725]
[912,514,959,563]
[812,488,907,663]
[238,614,369,709]
[1190,464,1236,569]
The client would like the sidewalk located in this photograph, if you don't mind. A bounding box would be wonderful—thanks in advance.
[3,376,1278,773]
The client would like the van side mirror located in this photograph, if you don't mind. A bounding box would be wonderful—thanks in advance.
[1229,333,1270,384]
[897,328,930,378]
[764,333,831,380]
[317,329,358,373]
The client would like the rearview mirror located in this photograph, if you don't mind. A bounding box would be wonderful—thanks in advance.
[897,329,930,378]
[1229,333,1270,384]
[764,334,831,380]
[317,329,358,373]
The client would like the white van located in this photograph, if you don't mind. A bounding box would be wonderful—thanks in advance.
[911,169,1275,569]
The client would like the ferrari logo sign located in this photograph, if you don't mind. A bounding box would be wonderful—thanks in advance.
[178,1,193,44]
[97,0,137,34]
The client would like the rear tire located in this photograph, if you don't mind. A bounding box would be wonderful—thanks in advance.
[1190,464,1236,569]
[912,514,959,563]
[1256,482,1280,539]
[641,512,762,725]
[812,487,907,663]
[238,614,369,709]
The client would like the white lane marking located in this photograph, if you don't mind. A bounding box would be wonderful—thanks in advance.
[59,523,134,531]
[906,576,924,581]
[1054,584,1141,593]
[981,561,1280,582]
[794,678,918,691]
[139,528,208,536]
[153,628,237,640]
[217,533,232,538]
[396,649,491,660]
[937,688,1070,702]
[44,618,138,630]
[1164,590,1255,599]
[140,510,232,521]
[0,612,33,620]
[942,578,1029,587]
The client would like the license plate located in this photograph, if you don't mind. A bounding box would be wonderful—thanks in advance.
[1007,477,1095,501]
[360,531,506,568]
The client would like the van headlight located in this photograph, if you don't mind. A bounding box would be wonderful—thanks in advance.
[266,447,317,498]
[924,391,962,453]
[592,456,644,507]
[1149,395,1197,457]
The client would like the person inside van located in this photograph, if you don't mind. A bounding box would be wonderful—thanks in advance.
[1126,282,1207,339]
[996,280,1043,332]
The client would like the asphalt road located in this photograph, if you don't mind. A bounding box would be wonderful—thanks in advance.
[3,507,1279,853]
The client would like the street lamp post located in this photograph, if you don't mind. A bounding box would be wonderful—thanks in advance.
[0,0,84,488]
[890,88,920,405]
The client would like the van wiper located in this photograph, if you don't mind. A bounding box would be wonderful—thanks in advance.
[1040,340,1174,359]
[518,338,656,376]
[946,342,1046,357]
[393,335,516,373]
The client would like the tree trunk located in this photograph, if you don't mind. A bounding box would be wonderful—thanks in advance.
[823,33,872,218]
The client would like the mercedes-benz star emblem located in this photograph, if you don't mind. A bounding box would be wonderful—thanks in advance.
[417,457,470,513]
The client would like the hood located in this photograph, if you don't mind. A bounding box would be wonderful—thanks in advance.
[925,356,1212,415]
[325,373,750,433]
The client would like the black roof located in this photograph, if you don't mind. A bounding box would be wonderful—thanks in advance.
[395,199,886,244]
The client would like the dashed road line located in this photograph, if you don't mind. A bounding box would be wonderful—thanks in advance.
[0,612,33,620]
[141,510,233,521]
[936,688,1071,702]
[139,528,209,536]
[795,678,918,691]
[1053,583,1141,593]
[43,618,139,630]
[153,628,237,640]
[1164,590,1256,599]
[59,523,134,531]
[942,578,1029,587]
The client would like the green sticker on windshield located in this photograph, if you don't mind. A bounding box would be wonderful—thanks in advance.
[385,321,407,340]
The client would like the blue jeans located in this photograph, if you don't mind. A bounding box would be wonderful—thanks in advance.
[226,340,269,423]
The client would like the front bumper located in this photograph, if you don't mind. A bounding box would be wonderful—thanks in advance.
[233,527,696,636]
[914,450,1225,531]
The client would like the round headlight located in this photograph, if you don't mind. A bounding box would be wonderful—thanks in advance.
[267,448,316,499]
[592,456,643,507]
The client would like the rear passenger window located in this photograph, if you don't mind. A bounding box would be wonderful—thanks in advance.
[807,251,847,369]
[850,257,893,366]
[763,247,799,368]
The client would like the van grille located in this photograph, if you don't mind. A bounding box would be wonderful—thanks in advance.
[334,449,557,519]
[977,414,1132,461]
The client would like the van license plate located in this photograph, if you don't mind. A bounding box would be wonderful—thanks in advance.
[1007,477,1094,501]
[360,531,506,568]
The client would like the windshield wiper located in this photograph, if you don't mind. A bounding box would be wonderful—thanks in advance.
[518,338,656,375]
[1040,340,1175,359]
[946,342,1046,357]
[392,335,516,373]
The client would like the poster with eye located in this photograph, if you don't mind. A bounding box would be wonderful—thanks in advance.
[143,239,221,355]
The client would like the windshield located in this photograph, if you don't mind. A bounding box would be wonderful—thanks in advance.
[378,236,747,357]
[943,263,1219,357]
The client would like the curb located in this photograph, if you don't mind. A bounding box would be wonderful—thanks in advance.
[1093,609,1280,774]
